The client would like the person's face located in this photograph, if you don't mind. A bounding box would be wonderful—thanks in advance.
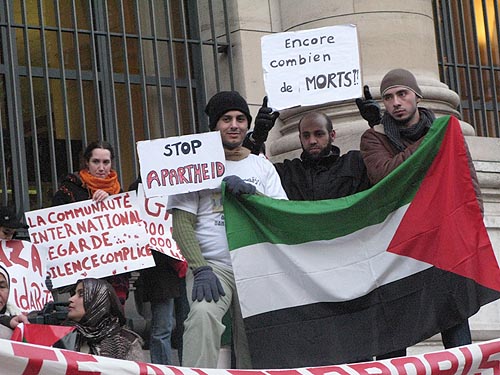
[86,148,112,178]
[68,282,86,322]
[215,110,248,149]
[0,227,15,240]
[382,87,420,127]
[299,118,335,159]
[0,274,9,312]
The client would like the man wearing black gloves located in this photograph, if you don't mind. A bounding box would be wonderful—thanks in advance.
[168,91,287,369]
[242,97,279,154]
[356,85,382,128]
[245,99,371,200]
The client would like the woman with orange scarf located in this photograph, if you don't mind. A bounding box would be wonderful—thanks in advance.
[52,141,130,306]
[52,141,121,204]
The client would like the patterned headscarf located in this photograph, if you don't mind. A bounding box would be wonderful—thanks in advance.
[72,278,129,358]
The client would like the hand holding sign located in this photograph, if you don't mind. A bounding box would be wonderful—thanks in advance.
[355,85,381,127]
[253,96,280,143]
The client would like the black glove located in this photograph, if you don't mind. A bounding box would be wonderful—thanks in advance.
[192,266,225,302]
[45,275,53,292]
[253,96,280,143]
[355,85,381,127]
[223,175,256,196]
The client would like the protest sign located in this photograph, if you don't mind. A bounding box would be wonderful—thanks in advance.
[137,132,226,198]
[0,240,53,313]
[136,184,183,261]
[25,192,155,288]
[262,24,362,109]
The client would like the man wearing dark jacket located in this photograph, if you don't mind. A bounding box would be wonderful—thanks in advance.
[357,68,480,359]
[245,101,370,200]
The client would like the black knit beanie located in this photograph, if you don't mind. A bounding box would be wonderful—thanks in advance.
[205,91,252,131]
[380,68,423,98]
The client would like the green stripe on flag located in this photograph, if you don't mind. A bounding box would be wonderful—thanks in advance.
[224,116,450,250]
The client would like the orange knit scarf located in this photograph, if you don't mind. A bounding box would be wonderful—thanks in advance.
[79,169,121,196]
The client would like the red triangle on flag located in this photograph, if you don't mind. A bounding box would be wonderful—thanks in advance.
[11,324,76,347]
[387,116,500,292]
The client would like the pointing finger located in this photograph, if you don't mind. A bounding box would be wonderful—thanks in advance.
[262,96,268,107]
[363,85,373,100]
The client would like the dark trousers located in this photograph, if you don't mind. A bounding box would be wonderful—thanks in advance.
[376,320,471,360]
[441,320,472,348]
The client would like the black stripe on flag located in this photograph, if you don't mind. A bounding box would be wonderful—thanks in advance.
[244,267,500,369]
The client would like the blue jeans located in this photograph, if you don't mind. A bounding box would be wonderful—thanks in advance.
[150,299,175,365]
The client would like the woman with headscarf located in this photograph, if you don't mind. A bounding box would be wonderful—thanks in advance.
[67,278,145,361]
[52,141,130,306]
[0,265,29,330]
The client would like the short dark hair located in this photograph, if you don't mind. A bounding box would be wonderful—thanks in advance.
[298,112,333,133]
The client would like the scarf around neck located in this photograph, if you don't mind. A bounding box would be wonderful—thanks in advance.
[381,107,436,152]
[79,169,121,196]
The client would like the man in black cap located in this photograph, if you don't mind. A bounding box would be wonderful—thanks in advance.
[357,68,482,359]
[168,91,287,368]
[0,206,28,241]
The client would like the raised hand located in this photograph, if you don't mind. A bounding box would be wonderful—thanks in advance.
[355,85,381,127]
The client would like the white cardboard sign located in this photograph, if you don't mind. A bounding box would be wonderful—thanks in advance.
[137,132,226,198]
[0,240,53,313]
[25,192,155,288]
[262,24,362,110]
[135,184,183,261]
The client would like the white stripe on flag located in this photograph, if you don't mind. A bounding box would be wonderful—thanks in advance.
[231,204,433,318]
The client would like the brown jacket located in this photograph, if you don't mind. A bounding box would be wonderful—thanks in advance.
[360,123,483,213]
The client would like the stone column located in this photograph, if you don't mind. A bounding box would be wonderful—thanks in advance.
[197,0,282,117]
[265,0,469,161]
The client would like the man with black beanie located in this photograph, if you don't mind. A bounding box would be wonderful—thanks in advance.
[357,68,483,359]
[167,91,287,369]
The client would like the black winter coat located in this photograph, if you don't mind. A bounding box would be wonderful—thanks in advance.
[274,146,371,201]
[139,251,182,302]
[52,173,92,206]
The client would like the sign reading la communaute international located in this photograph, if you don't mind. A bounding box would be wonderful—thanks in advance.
[262,24,362,110]
[25,192,155,288]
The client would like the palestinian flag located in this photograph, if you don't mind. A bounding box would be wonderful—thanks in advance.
[223,116,500,369]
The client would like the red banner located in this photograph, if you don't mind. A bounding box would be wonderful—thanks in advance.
[1,337,500,374]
